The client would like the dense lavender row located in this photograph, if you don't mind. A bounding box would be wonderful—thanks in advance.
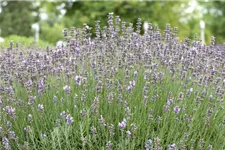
[0,13,225,149]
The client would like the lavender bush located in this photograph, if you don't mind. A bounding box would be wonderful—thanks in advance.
[0,13,225,149]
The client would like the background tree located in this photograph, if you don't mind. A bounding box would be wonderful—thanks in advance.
[0,1,38,37]
[1,1,222,45]
[63,1,183,33]
[62,1,199,41]
[202,1,225,44]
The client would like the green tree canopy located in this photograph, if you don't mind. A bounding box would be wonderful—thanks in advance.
[0,1,39,37]
[202,1,225,44]
[62,1,201,42]
[2,1,218,44]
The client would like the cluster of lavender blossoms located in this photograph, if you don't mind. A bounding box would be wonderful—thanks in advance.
[0,12,225,149]
[60,111,74,125]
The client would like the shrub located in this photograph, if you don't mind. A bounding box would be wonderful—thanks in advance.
[39,23,65,44]
[0,35,52,48]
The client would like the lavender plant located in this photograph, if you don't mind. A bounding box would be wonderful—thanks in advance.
[0,13,225,149]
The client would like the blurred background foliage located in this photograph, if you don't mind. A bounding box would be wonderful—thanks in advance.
[1,35,52,48]
[0,0,225,46]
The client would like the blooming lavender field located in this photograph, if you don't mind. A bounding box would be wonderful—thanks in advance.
[1,13,225,150]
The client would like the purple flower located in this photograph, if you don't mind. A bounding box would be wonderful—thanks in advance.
[80,109,86,117]
[168,143,178,150]
[145,139,152,150]
[91,126,97,137]
[66,114,74,125]
[9,131,15,139]
[118,118,127,130]
[129,80,136,87]
[118,122,126,129]
[127,85,132,92]
[24,126,31,133]
[38,78,45,94]
[99,115,106,128]
[75,76,82,86]
[38,104,44,112]
[60,111,74,124]
[5,86,14,96]
[127,80,136,92]
[28,96,36,105]
[25,79,33,88]
[111,67,117,73]
[2,137,10,150]
[60,111,66,119]
[53,96,57,104]
[106,141,113,150]
[187,88,193,96]
[174,106,181,114]
[4,106,16,119]
[63,85,71,95]
[126,130,131,138]
[167,99,173,106]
